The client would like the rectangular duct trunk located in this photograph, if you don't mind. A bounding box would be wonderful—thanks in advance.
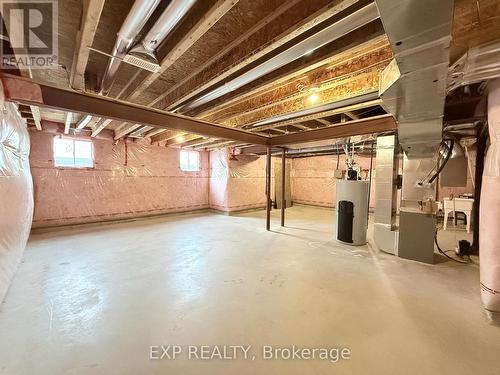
[373,135,399,254]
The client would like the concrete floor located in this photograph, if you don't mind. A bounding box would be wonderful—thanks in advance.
[0,206,499,374]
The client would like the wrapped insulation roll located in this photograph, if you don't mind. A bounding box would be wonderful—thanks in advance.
[480,79,500,321]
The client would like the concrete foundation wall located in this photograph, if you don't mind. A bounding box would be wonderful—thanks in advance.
[29,123,209,228]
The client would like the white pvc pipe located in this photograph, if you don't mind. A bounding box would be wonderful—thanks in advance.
[480,78,500,321]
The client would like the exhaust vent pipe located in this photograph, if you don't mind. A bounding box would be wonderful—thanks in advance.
[100,0,162,95]
[100,0,196,94]
[127,0,196,71]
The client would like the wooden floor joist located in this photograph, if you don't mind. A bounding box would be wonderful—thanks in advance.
[268,114,396,146]
[165,0,361,112]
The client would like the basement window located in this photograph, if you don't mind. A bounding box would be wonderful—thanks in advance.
[53,137,93,168]
[180,150,200,172]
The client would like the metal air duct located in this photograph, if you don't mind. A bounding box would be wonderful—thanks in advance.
[177,2,380,112]
[127,0,197,72]
[448,40,500,93]
[376,0,454,158]
[373,135,399,254]
[100,0,162,95]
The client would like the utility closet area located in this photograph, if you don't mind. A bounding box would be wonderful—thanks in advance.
[1,0,500,374]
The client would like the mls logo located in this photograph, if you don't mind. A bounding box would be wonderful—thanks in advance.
[1,0,58,69]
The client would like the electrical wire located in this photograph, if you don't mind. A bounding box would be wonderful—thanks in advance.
[417,139,454,186]
[428,139,454,184]
[434,232,469,264]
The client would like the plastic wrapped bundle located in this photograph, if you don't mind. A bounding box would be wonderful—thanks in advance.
[480,79,500,321]
[0,97,34,302]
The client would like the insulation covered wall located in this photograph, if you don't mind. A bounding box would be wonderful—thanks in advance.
[0,102,33,302]
[209,149,267,212]
[291,154,376,209]
[29,124,209,228]
[209,149,229,211]
[227,154,267,212]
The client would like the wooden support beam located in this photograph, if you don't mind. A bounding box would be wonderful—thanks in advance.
[127,0,239,103]
[29,105,42,130]
[144,128,168,139]
[182,137,215,148]
[70,0,106,90]
[316,119,331,126]
[199,140,234,150]
[166,134,201,147]
[345,111,359,120]
[129,125,152,138]
[0,74,269,145]
[266,146,272,231]
[249,99,382,132]
[91,118,112,137]
[64,112,73,134]
[269,115,396,146]
[114,124,142,140]
[76,114,94,130]
[281,148,286,227]
[151,131,182,144]
[291,124,310,130]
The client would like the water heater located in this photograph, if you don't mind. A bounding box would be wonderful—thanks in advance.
[335,180,369,245]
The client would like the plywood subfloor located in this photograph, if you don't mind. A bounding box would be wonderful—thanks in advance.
[0,206,499,374]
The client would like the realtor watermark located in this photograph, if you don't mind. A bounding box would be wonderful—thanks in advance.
[150,345,351,364]
[1,0,58,69]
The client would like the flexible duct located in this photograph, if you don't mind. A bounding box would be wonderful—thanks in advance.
[480,78,500,322]
[100,0,162,95]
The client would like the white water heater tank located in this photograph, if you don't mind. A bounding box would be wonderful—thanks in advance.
[335,180,369,246]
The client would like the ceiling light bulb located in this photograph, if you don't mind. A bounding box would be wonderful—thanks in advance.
[309,93,319,103]
[175,135,185,143]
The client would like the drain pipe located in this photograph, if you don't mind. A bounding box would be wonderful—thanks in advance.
[100,0,161,95]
